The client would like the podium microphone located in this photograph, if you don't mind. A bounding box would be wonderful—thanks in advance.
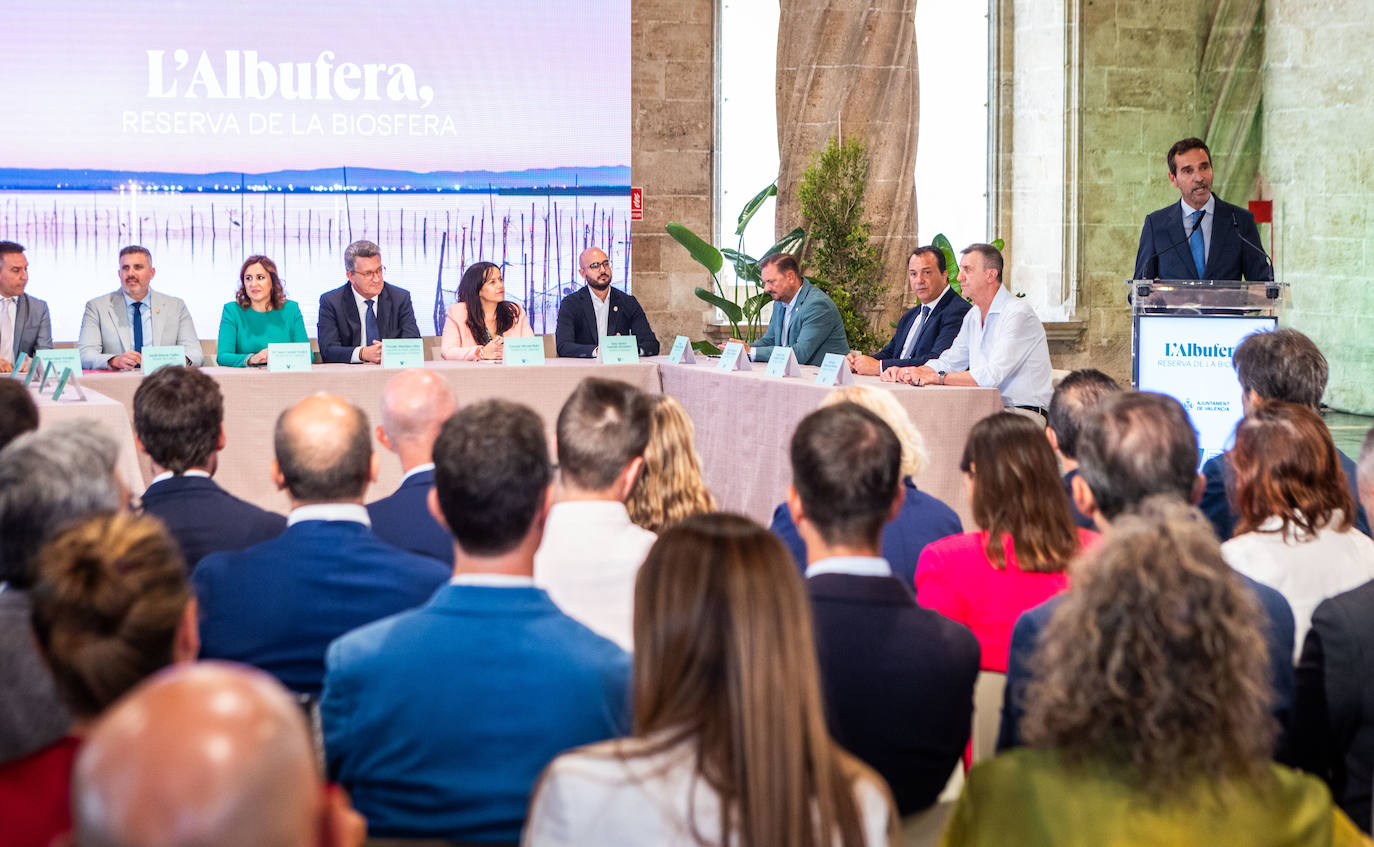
[1131,212,1206,301]
[1231,213,1275,276]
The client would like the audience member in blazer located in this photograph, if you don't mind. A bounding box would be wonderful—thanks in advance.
[322,399,630,844]
[789,401,980,816]
[316,239,421,364]
[440,261,535,360]
[78,245,204,370]
[555,246,659,357]
[1046,369,1122,530]
[367,369,456,564]
[0,381,38,451]
[0,242,50,373]
[193,394,448,696]
[133,366,285,570]
[742,253,849,366]
[847,245,971,375]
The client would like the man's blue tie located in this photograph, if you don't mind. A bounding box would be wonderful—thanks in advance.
[131,301,144,352]
[900,305,931,359]
[1189,209,1206,279]
[365,299,379,346]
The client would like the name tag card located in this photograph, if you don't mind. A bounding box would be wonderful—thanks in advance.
[51,367,87,402]
[666,335,696,364]
[23,358,40,386]
[34,349,81,380]
[381,338,425,369]
[141,345,186,375]
[765,347,802,378]
[597,335,640,365]
[716,341,752,372]
[815,353,854,386]
[38,361,57,391]
[268,342,313,372]
[503,336,546,367]
[9,352,27,378]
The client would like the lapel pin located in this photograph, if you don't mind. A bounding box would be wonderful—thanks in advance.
[613,305,619,312]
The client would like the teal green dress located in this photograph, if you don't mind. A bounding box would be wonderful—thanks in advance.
[216,301,309,366]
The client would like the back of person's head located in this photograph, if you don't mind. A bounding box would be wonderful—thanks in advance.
[73,662,330,847]
[1232,328,1328,410]
[133,366,223,473]
[633,513,883,847]
[433,399,552,556]
[0,379,39,450]
[625,394,715,534]
[273,393,372,502]
[31,512,192,721]
[791,402,902,549]
[960,412,1079,570]
[1076,391,1199,521]
[0,424,123,589]
[555,377,651,493]
[1023,497,1276,798]
[820,385,929,481]
[1047,369,1121,460]
[379,368,456,449]
[1230,400,1354,537]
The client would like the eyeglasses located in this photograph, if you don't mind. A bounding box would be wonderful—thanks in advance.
[351,266,386,280]
[585,260,611,271]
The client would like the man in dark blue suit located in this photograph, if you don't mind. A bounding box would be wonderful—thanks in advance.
[1133,137,1273,282]
[316,240,421,364]
[193,393,449,696]
[847,245,970,376]
[321,399,631,843]
[134,366,285,570]
[368,369,456,564]
[555,246,659,357]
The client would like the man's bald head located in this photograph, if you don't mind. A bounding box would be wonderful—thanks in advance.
[274,393,373,502]
[380,369,456,449]
[577,246,612,291]
[73,662,319,847]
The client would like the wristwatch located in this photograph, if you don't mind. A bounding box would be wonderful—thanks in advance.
[937,371,947,385]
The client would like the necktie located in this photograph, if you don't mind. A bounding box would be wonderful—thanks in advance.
[1189,209,1206,279]
[0,298,12,362]
[900,305,931,359]
[131,301,144,352]
[365,299,379,346]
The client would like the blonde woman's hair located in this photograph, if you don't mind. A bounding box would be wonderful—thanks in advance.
[820,386,927,481]
[626,394,716,533]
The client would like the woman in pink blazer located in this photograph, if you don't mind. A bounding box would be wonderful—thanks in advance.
[915,412,1096,672]
[440,261,534,360]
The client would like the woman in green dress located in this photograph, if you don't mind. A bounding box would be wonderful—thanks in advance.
[216,255,308,366]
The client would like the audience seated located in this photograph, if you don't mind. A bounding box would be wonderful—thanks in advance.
[945,498,1368,847]
[533,377,655,650]
[788,402,979,816]
[625,394,717,533]
[193,393,448,696]
[134,366,286,569]
[0,380,38,450]
[0,513,197,847]
[72,662,365,847]
[915,412,1091,671]
[771,385,962,584]
[1200,328,1369,540]
[998,391,1298,759]
[367,369,457,563]
[526,513,897,845]
[0,425,123,764]
[322,399,630,844]
[1045,368,1121,530]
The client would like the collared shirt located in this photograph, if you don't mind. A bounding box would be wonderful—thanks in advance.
[1179,194,1216,265]
[349,286,376,364]
[926,286,1053,408]
[149,468,211,485]
[590,287,611,344]
[122,290,154,346]
[780,287,800,345]
[804,555,893,579]
[399,463,435,485]
[890,284,953,364]
[0,296,16,359]
[450,573,535,588]
[286,502,372,527]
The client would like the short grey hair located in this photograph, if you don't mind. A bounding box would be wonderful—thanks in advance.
[0,424,123,587]
[344,240,381,274]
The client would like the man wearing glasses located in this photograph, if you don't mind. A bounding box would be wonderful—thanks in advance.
[555,247,659,358]
[317,239,421,364]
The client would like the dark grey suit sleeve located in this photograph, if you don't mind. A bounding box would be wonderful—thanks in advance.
[316,292,354,364]
[623,296,659,356]
[555,296,596,358]
[1134,215,1159,280]
[1233,210,1274,282]
[394,289,421,338]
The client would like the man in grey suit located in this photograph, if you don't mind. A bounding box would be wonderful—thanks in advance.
[0,241,50,374]
[78,245,203,370]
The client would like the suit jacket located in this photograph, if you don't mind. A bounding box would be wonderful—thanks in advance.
[192,519,449,695]
[321,583,632,843]
[1133,196,1273,281]
[139,475,286,571]
[750,281,850,366]
[554,285,659,358]
[872,288,971,370]
[0,590,71,765]
[366,469,453,565]
[808,571,980,815]
[315,282,421,363]
[77,290,204,369]
[7,294,51,362]
[1201,448,1369,541]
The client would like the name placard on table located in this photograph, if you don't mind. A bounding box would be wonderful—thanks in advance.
[815,353,853,387]
[597,336,640,365]
[503,336,546,367]
[716,341,752,372]
[34,348,81,380]
[381,338,425,369]
[140,345,186,375]
[268,343,314,372]
[666,335,696,364]
[765,347,802,378]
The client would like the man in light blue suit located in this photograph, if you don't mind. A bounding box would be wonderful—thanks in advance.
[0,242,51,374]
[741,253,849,366]
[321,399,631,844]
[78,245,203,370]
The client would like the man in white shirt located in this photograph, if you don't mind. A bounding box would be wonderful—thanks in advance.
[894,243,1053,415]
[534,377,655,650]
[78,245,204,370]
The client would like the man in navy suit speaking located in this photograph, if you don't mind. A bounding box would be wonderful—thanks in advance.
[848,245,970,376]
[1133,137,1273,282]
[317,239,421,363]
[555,246,659,357]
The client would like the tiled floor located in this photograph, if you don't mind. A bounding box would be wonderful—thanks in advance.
[1324,410,1372,458]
